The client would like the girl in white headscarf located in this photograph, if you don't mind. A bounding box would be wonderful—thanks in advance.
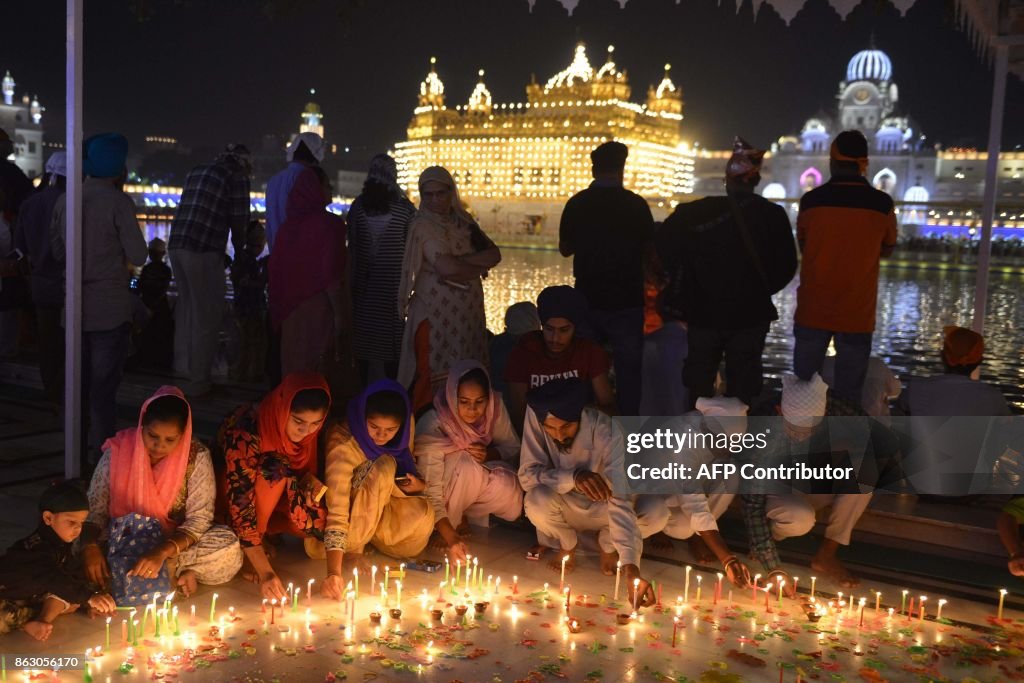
[397,166,501,411]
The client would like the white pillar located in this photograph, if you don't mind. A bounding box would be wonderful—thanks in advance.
[64,0,83,478]
[973,43,1009,334]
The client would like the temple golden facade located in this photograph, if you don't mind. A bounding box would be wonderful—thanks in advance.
[393,44,695,207]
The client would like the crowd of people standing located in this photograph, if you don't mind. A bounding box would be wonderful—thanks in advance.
[0,124,1020,641]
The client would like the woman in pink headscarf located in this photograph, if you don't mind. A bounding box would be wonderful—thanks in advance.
[80,387,242,600]
[414,360,523,562]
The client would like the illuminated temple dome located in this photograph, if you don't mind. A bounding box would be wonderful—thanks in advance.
[394,43,694,203]
[846,48,893,82]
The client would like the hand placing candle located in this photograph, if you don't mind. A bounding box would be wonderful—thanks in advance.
[622,564,655,610]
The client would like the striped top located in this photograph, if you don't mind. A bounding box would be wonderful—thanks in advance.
[348,195,416,363]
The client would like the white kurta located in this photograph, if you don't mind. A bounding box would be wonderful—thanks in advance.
[518,406,642,565]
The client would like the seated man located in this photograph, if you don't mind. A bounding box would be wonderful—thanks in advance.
[505,285,616,434]
[743,374,873,588]
[518,378,655,608]
[900,326,1011,495]
[637,396,753,588]
[901,325,1010,417]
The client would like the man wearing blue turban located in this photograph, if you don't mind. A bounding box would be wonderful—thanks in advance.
[50,133,148,466]
[518,378,656,608]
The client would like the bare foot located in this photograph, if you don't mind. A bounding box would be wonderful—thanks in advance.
[176,570,199,598]
[428,531,449,552]
[23,621,53,641]
[343,552,371,575]
[687,535,716,564]
[549,548,576,575]
[600,549,619,576]
[810,554,860,588]
[647,532,674,553]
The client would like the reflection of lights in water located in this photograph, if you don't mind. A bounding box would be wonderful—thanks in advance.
[143,221,1024,410]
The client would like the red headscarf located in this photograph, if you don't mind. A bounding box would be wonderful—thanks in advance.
[268,167,347,329]
[256,373,332,473]
[105,386,192,532]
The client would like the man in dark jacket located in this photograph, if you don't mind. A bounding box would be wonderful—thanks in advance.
[657,137,797,410]
[559,141,654,416]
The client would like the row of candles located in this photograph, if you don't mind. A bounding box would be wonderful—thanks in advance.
[28,553,1015,683]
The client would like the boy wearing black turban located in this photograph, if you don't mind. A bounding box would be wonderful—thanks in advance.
[0,481,116,640]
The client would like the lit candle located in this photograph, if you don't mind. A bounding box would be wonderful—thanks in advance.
[396,580,403,606]
[352,567,358,597]
[495,577,501,596]
[455,560,461,586]
[209,592,218,624]
[875,591,881,614]
[752,574,760,603]
[613,561,621,601]
[287,582,294,603]
[810,576,817,601]
[128,609,136,644]
[385,566,390,591]
[293,588,301,612]
[372,565,378,595]
[695,575,702,604]
[919,596,927,622]
[155,608,162,638]
[308,578,315,605]
[379,582,386,605]
[190,604,196,626]
[400,562,407,580]
[632,578,640,613]
[173,606,180,636]
[560,555,569,592]
[675,595,683,615]
[132,620,139,647]
[778,580,785,607]
[472,557,479,592]
[901,590,908,615]
[714,573,723,605]
[684,565,691,604]
[512,575,518,594]
[671,616,679,648]
[438,581,447,601]
[261,598,267,613]
[445,557,450,584]
[106,617,111,649]
[858,598,866,628]
[937,599,947,621]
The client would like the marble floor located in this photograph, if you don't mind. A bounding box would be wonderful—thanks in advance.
[1,523,1022,683]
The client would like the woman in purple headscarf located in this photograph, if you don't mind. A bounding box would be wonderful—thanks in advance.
[319,380,434,599]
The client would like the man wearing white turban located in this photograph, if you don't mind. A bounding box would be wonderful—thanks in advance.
[743,374,872,589]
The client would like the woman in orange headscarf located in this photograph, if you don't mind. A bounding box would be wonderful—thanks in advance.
[81,386,242,602]
[216,373,331,601]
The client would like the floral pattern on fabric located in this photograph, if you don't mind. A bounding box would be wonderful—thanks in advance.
[218,405,326,548]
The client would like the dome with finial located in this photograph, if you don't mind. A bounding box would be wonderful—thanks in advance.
[467,69,492,114]
[595,45,622,81]
[655,63,677,99]
[545,43,594,90]
[419,57,446,107]
[846,48,892,82]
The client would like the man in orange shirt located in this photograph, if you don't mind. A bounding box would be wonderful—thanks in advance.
[793,131,897,405]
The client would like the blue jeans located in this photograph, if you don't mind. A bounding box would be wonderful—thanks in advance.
[83,323,130,457]
[581,307,644,416]
[792,324,872,405]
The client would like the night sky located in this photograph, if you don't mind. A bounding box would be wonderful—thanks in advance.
[6,0,1024,168]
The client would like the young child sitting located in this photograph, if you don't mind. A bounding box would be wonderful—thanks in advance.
[0,481,117,640]
[229,220,269,382]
